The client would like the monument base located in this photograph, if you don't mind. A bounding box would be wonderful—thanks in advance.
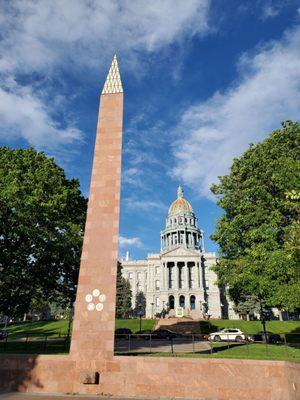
[0,354,299,400]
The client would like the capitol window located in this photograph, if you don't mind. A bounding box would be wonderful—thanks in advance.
[155,266,160,274]
[137,272,141,280]
[128,272,133,279]
[155,297,160,307]
[155,280,160,290]
[205,280,209,289]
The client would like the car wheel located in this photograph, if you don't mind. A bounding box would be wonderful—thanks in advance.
[214,335,221,342]
[235,336,243,342]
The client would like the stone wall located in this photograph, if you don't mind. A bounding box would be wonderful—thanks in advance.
[0,354,299,400]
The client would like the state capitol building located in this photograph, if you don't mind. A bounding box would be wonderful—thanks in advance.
[120,185,233,319]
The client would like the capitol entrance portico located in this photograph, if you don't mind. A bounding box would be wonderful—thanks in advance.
[157,253,206,317]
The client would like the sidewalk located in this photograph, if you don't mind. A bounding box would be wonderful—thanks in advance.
[0,394,132,400]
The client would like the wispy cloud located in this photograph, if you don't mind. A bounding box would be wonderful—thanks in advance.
[0,0,210,153]
[119,235,143,248]
[260,0,284,20]
[172,25,300,199]
[124,197,167,213]
[122,167,143,186]
[0,81,82,150]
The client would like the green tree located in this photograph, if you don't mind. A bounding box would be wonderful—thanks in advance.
[135,291,146,317]
[211,121,300,316]
[0,147,86,318]
[116,262,132,318]
[234,295,261,321]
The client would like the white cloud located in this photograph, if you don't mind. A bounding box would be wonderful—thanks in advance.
[122,167,143,186]
[0,0,210,75]
[260,0,293,21]
[0,0,210,152]
[261,2,281,20]
[0,85,82,149]
[119,235,143,248]
[124,197,167,212]
[172,26,300,199]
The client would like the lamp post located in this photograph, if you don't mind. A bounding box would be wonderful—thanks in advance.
[220,303,224,319]
[66,301,74,340]
[259,296,267,341]
[202,301,207,319]
[138,303,143,333]
[162,300,166,318]
[151,302,154,319]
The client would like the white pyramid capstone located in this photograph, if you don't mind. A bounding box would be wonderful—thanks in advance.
[102,54,123,94]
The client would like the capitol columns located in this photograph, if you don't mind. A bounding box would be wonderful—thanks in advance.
[185,262,189,289]
[174,261,179,290]
[197,261,201,288]
[164,262,168,290]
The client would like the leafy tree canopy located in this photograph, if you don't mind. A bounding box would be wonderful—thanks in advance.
[0,147,86,318]
[211,121,300,312]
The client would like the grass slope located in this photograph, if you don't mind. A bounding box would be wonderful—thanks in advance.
[6,319,70,339]
[207,319,300,334]
[5,318,300,338]
[145,343,300,362]
[115,318,155,333]
[1,319,299,360]
[6,318,156,338]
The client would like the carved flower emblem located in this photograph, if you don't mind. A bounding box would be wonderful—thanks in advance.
[85,289,106,311]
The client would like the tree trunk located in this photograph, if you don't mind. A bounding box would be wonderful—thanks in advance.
[23,313,27,322]
[246,314,250,321]
[278,309,283,321]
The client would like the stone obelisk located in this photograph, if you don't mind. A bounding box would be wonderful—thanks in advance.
[70,55,123,371]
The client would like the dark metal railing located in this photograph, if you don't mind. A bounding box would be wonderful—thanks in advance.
[114,333,300,359]
[0,331,70,354]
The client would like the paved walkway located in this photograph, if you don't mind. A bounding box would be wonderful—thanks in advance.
[1,394,135,400]
[115,337,210,353]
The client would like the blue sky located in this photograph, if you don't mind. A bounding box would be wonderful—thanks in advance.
[1,0,300,259]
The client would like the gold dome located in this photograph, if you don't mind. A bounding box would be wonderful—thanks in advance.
[168,185,193,215]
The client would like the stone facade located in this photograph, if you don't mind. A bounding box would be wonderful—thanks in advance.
[120,185,223,319]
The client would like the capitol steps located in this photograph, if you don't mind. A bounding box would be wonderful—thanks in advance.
[155,317,211,334]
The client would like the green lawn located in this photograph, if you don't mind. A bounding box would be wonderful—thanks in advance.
[6,319,70,339]
[4,318,300,337]
[142,342,300,362]
[4,318,156,340]
[115,318,156,333]
[207,319,300,335]
[209,342,300,361]
[1,318,299,360]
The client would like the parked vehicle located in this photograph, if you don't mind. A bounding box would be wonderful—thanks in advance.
[208,328,246,342]
[114,328,132,339]
[0,330,8,340]
[248,331,281,344]
[146,328,178,340]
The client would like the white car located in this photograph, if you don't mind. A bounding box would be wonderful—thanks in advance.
[208,328,246,342]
